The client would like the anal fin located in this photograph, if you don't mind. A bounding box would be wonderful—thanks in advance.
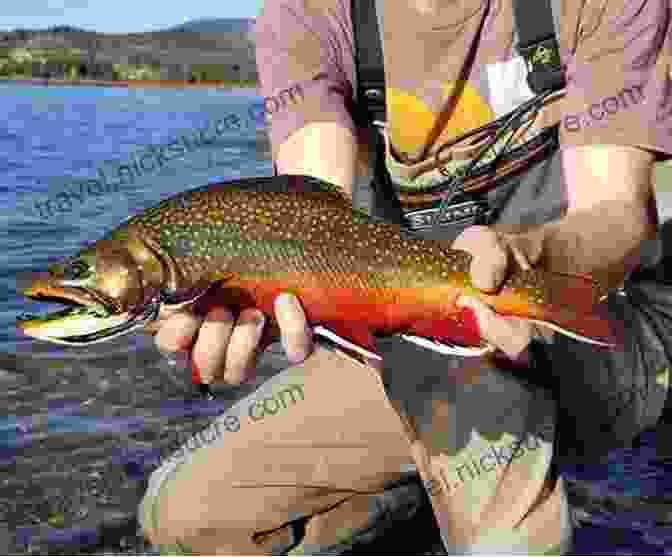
[411,307,483,347]
[400,335,494,357]
[313,324,382,361]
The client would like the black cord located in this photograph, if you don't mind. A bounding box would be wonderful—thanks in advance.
[430,90,555,229]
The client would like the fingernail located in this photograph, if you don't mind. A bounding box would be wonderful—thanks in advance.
[175,336,194,352]
[275,293,300,319]
[241,308,266,331]
[285,344,311,365]
[252,309,266,331]
[471,276,491,291]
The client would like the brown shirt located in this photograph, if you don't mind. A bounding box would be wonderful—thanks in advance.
[255,0,672,170]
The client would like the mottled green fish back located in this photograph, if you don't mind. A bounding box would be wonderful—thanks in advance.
[111,175,476,291]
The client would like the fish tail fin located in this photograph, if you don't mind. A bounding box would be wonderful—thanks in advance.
[544,270,602,308]
[537,270,622,347]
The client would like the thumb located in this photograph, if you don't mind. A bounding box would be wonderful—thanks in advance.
[470,244,508,292]
[502,231,544,268]
[457,296,531,359]
[275,293,313,364]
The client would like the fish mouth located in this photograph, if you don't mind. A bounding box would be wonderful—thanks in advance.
[17,283,153,345]
[23,281,121,311]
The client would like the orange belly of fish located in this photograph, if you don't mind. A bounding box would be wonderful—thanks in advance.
[210,278,479,349]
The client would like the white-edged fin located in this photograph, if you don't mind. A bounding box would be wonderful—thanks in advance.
[312,325,383,361]
[400,334,495,357]
[527,319,615,347]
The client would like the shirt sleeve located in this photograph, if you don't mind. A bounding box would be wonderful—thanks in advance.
[549,221,672,462]
[254,0,358,158]
[559,0,672,157]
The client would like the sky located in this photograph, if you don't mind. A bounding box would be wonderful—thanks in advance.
[2,0,263,34]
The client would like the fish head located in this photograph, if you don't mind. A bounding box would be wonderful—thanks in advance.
[16,238,160,345]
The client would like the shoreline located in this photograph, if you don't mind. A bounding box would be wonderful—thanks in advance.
[0,77,258,90]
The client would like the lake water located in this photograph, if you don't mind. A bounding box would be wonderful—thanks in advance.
[1,83,672,554]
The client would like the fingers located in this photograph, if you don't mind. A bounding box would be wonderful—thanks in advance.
[275,293,313,364]
[188,306,234,385]
[154,305,263,387]
[470,246,508,291]
[193,306,265,385]
[505,238,532,272]
[225,309,266,384]
[153,293,314,388]
[453,226,540,293]
[456,296,533,360]
[154,311,204,353]
[453,226,508,292]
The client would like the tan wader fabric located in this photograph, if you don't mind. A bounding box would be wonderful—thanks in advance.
[139,343,573,555]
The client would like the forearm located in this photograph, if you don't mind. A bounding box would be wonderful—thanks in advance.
[275,122,359,198]
[536,199,658,288]
[496,145,658,290]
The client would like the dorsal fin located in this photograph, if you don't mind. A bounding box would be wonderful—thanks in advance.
[182,174,348,198]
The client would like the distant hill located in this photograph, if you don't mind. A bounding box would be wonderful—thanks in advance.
[168,18,255,34]
[3,19,254,35]
[0,19,259,83]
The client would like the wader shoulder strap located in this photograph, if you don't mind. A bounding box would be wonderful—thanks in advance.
[351,0,407,226]
[351,0,566,127]
[351,0,386,125]
[512,0,566,94]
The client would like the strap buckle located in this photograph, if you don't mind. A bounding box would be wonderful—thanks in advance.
[358,84,387,125]
[518,36,565,94]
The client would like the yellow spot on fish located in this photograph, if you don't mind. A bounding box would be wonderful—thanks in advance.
[47,513,67,528]
[656,367,670,389]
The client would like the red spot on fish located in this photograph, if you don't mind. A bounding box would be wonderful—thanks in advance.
[191,358,202,385]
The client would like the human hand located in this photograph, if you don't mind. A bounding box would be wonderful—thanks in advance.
[153,292,313,385]
[451,225,545,360]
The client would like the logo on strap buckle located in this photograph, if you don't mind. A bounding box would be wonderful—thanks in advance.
[406,200,492,231]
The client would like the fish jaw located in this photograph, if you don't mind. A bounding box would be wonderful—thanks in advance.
[16,239,165,345]
[16,307,138,345]
[16,269,150,345]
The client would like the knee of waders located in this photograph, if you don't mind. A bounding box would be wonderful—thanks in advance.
[139,483,298,556]
[137,465,230,553]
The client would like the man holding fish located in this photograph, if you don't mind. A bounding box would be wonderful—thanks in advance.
[135,0,672,554]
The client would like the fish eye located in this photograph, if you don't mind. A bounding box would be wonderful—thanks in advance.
[64,260,88,280]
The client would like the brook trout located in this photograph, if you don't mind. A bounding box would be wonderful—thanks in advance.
[17,175,617,372]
